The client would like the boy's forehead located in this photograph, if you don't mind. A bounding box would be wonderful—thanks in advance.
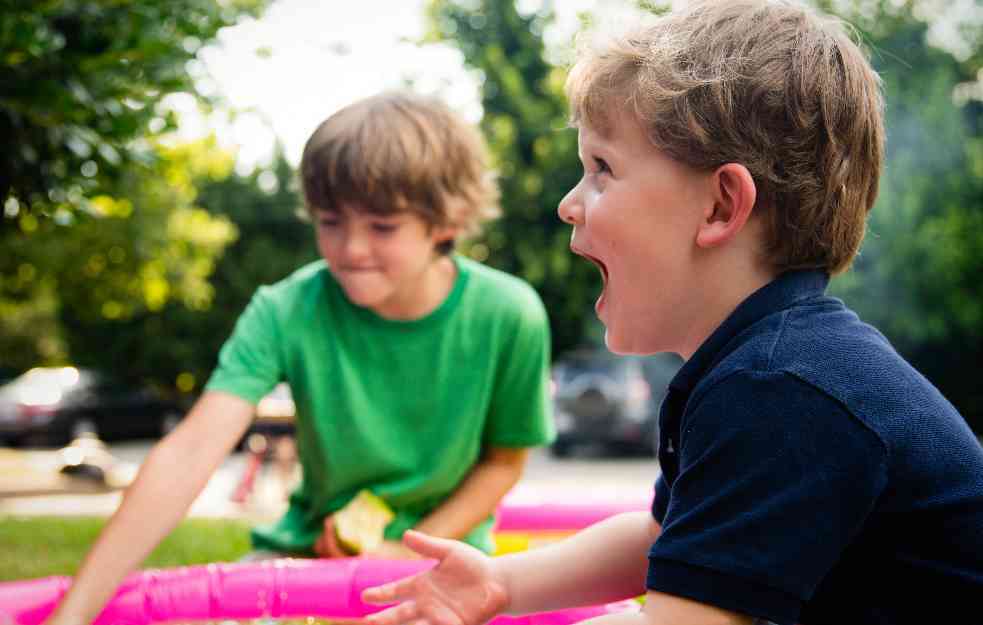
[577,112,649,155]
[576,120,614,153]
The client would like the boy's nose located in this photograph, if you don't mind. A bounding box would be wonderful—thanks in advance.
[557,185,584,225]
[341,230,371,261]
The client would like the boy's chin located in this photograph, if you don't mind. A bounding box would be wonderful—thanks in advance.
[603,330,634,355]
[604,330,659,356]
[341,288,387,310]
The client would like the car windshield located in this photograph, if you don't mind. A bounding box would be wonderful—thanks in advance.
[0,367,88,406]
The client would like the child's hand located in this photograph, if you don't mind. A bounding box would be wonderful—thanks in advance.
[313,515,349,558]
[362,530,509,625]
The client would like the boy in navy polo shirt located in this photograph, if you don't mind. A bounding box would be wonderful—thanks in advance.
[362,1,983,624]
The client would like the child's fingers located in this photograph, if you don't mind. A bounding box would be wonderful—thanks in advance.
[313,529,328,558]
[362,574,421,605]
[364,598,419,625]
[323,517,348,557]
[314,516,346,558]
[402,530,455,560]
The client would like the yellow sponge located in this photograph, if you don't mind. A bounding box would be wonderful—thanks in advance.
[334,489,395,555]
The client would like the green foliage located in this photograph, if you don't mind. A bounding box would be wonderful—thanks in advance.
[0,137,312,394]
[0,516,251,580]
[425,0,600,356]
[826,1,983,423]
[0,0,268,221]
[0,138,238,384]
[33,145,314,397]
[0,0,285,392]
[170,147,317,392]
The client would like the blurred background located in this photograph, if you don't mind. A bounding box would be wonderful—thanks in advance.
[2,0,982,443]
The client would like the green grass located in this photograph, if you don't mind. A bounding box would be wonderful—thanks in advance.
[0,516,252,581]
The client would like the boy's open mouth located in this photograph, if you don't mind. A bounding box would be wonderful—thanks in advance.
[571,248,608,283]
[572,248,609,312]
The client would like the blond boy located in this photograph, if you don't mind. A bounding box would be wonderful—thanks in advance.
[44,92,554,625]
[362,2,983,624]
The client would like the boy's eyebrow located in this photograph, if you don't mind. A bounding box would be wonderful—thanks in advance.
[579,133,619,162]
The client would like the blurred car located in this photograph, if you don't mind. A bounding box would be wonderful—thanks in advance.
[252,382,296,436]
[234,382,297,450]
[549,349,682,457]
[0,367,189,447]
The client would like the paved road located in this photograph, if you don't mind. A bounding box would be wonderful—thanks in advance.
[0,441,660,521]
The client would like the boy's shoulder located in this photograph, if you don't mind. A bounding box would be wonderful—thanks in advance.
[702,293,957,430]
[458,256,547,319]
[250,259,331,313]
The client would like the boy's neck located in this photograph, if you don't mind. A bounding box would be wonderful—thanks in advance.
[370,255,458,321]
[676,256,777,361]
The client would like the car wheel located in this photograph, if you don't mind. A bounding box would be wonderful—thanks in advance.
[550,438,573,458]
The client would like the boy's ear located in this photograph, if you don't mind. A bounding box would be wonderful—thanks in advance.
[431,224,459,244]
[695,163,757,249]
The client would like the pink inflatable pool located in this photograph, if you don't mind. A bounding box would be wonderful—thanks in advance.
[0,558,638,625]
[0,497,652,624]
[494,500,649,531]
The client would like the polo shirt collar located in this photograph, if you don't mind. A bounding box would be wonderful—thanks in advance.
[669,269,830,393]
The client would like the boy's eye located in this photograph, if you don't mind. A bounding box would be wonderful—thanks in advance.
[319,218,340,228]
[593,156,611,175]
[371,222,399,234]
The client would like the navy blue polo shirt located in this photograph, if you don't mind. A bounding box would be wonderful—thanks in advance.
[647,270,983,625]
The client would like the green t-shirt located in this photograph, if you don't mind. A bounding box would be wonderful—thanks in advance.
[206,256,554,554]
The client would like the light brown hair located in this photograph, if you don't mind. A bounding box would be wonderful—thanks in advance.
[566,0,884,274]
[300,91,500,254]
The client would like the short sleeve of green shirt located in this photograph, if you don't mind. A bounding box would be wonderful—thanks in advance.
[205,285,283,404]
[481,280,553,448]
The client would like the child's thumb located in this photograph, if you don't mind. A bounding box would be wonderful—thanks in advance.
[402,529,454,560]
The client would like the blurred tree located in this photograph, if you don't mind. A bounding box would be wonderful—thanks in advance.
[1,141,315,394]
[197,146,314,315]
[823,0,983,425]
[0,138,237,386]
[177,146,316,391]
[0,0,268,223]
[424,0,600,357]
[0,0,270,389]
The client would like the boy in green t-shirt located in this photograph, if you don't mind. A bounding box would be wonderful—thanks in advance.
[44,92,554,625]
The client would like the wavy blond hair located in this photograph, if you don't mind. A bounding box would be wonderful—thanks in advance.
[566,0,884,274]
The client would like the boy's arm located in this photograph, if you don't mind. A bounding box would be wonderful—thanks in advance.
[44,391,254,625]
[497,509,658,611]
[413,446,528,540]
[365,510,658,620]
[366,514,752,625]
[499,516,751,623]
